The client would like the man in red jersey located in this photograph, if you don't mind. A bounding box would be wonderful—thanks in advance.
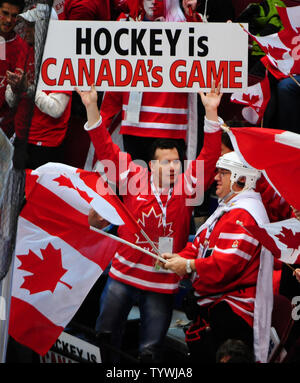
[90,0,194,164]
[0,0,26,138]
[162,151,274,363]
[77,82,223,362]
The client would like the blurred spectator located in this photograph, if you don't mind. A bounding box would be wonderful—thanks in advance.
[61,0,112,169]
[276,75,300,134]
[61,0,111,20]
[216,339,255,363]
[5,5,72,169]
[0,0,25,138]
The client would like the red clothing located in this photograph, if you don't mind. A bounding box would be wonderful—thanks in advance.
[100,91,189,139]
[28,91,72,147]
[99,11,190,140]
[256,175,292,222]
[87,118,221,294]
[62,0,111,20]
[9,43,35,140]
[180,194,267,327]
[0,34,27,135]
[12,43,72,146]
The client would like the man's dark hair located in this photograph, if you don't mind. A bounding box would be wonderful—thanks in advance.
[216,339,255,363]
[148,138,186,164]
[0,0,25,11]
[221,132,234,152]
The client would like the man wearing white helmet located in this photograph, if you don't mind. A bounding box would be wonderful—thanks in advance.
[162,151,274,363]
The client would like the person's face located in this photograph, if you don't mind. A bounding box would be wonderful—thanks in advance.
[150,148,181,189]
[0,2,19,37]
[214,168,232,199]
[143,0,164,20]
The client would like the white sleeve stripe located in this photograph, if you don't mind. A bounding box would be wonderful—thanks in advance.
[226,295,255,303]
[197,298,215,305]
[122,121,187,130]
[84,117,102,131]
[214,245,252,261]
[115,253,171,274]
[123,105,188,114]
[223,299,254,317]
[219,233,259,246]
[110,266,178,290]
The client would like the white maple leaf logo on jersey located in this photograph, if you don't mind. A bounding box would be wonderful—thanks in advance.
[135,206,173,246]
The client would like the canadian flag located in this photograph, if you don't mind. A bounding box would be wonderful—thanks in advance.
[242,23,300,76]
[9,163,143,355]
[230,71,271,124]
[276,5,300,34]
[227,127,300,211]
[244,218,300,264]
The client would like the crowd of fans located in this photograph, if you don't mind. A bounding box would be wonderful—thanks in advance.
[1,0,300,364]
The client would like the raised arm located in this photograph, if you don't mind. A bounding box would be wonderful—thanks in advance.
[184,83,223,197]
[76,85,132,185]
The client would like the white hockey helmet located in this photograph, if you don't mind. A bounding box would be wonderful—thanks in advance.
[216,151,261,191]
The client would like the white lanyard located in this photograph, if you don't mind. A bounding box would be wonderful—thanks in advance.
[150,176,173,230]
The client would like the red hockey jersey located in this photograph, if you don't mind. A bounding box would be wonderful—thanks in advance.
[86,117,222,293]
[100,91,189,139]
[180,191,270,327]
[27,90,72,147]
[62,0,111,20]
[10,42,72,146]
[0,34,27,135]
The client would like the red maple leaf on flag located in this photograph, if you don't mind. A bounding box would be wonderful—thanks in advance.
[53,175,93,203]
[242,94,260,105]
[266,45,288,60]
[53,174,74,189]
[74,187,93,203]
[17,243,72,294]
[275,227,300,250]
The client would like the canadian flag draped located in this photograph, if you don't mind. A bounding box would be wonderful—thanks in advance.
[244,218,300,264]
[241,16,300,77]
[227,127,300,211]
[230,71,271,124]
[9,163,143,355]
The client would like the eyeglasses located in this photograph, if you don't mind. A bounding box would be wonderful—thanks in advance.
[216,169,231,177]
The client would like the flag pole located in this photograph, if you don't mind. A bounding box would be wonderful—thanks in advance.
[140,229,161,256]
[289,74,300,87]
[90,226,167,264]
[221,123,230,132]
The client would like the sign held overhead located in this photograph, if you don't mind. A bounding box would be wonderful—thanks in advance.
[39,20,248,93]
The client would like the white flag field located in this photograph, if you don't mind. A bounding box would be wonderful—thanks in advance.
[38,20,248,92]
[244,218,300,265]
